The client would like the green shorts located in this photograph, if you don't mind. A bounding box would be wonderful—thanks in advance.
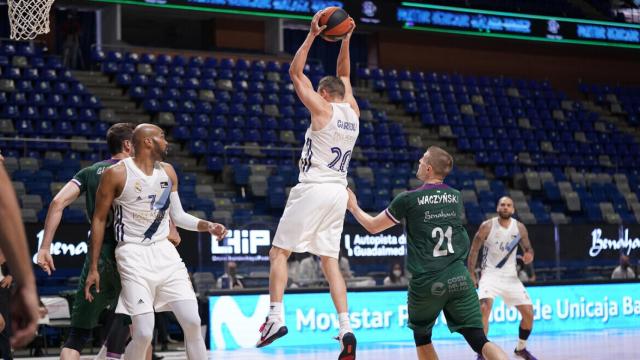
[70,242,121,329]
[407,261,483,334]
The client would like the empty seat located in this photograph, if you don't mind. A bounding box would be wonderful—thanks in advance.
[21,208,38,223]
[19,157,40,171]
[565,192,581,212]
[22,194,43,212]
[461,190,478,204]
[550,212,569,225]
[195,184,215,198]
[3,157,19,173]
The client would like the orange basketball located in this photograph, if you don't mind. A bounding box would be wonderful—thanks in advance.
[318,7,353,42]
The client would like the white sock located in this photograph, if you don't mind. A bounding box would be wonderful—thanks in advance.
[516,338,527,350]
[268,302,283,321]
[339,312,352,334]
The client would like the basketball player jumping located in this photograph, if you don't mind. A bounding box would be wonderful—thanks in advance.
[84,124,228,359]
[468,197,537,360]
[257,11,359,360]
[347,146,508,360]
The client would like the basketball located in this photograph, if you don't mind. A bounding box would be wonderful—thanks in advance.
[318,7,353,42]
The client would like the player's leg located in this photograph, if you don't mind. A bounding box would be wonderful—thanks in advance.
[93,315,130,360]
[515,304,534,349]
[407,272,449,360]
[414,329,438,360]
[319,255,356,360]
[167,300,207,359]
[63,251,120,359]
[268,246,291,313]
[477,273,499,335]
[259,185,310,347]
[124,312,154,359]
[441,264,507,360]
[256,245,292,347]
[479,298,494,335]
[459,327,507,360]
[319,256,348,321]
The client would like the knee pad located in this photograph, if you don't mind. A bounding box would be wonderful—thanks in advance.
[105,316,131,354]
[413,330,432,347]
[458,327,489,354]
[64,327,92,352]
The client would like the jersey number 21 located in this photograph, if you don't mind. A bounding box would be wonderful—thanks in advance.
[432,226,454,257]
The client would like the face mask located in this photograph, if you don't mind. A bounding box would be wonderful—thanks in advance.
[393,270,402,277]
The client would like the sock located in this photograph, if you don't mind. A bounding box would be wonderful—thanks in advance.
[268,302,283,321]
[517,327,531,350]
[339,312,352,334]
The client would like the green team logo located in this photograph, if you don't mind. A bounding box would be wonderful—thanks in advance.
[431,282,446,296]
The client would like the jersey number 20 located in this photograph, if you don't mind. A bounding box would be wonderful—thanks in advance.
[432,226,454,257]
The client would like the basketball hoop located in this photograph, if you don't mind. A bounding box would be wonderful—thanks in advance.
[8,0,56,40]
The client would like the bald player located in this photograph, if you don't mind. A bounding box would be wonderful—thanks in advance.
[468,197,537,360]
[84,124,228,359]
[347,146,508,360]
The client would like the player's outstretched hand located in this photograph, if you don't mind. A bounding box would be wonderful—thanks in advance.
[310,10,327,37]
[523,251,534,264]
[36,248,56,275]
[344,17,356,40]
[10,283,39,348]
[346,188,358,212]
[208,222,228,241]
[84,269,100,302]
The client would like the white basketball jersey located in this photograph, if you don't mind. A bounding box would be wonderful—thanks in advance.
[298,103,359,186]
[481,217,521,275]
[113,158,173,244]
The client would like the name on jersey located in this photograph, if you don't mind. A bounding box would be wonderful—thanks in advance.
[337,119,357,132]
[417,194,458,205]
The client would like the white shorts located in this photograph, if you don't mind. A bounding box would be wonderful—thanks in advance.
[477,271,532,307]
[115,239,196,316]
[272,182,347,259]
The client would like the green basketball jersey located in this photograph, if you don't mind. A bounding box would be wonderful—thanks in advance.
[386,183,469,277]
[71,159,120,240]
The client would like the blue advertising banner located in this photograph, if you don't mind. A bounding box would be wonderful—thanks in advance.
[209,282,640,350]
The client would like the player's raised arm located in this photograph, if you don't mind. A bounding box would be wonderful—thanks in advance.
[162,163,228,240]
[346,188,397,234]
[38,181,82,275]
[84,164,124,301]
[337,18,359,117]
[517,222,534,264]
[468,220,491,286]
[289,11,332,123]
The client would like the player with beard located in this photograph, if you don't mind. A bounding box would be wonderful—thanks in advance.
[84,124,228,359]
[468,197,537,360]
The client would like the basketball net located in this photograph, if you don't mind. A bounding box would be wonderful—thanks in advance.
[8,0,56,40]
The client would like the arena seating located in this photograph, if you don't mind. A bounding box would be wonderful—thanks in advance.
[3,40,640,226]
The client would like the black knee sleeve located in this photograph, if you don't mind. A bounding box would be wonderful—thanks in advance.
[458,327,489,354]
[413,329,432,346]
[64,327,92,352]
[105,315,131,354]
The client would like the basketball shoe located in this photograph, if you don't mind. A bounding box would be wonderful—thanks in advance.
[514,347,538,360]
[336,331,357,360]
[256,317,288,348]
